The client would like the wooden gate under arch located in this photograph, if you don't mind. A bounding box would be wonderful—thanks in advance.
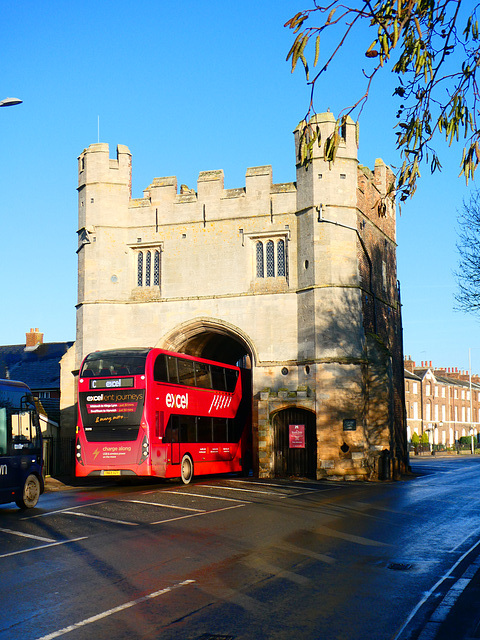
[273,407,317,478]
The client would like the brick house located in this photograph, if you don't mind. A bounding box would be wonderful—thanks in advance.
[404,356,480,447]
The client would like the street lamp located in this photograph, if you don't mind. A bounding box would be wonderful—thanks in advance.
[0,97,22,107]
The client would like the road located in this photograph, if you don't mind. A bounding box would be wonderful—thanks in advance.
[2,457,480,640]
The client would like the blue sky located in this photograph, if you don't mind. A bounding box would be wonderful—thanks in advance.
[0,1,478,373]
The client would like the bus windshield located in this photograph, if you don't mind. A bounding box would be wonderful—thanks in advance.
[80,349,150,378]
[0,386,40,456]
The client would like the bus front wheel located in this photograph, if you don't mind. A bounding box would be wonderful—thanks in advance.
[181,455,193,484]
[16,474,41,509]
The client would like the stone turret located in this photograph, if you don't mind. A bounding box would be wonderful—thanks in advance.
[78,143,132,230]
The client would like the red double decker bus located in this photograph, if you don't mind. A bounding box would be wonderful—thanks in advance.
[76,348,251,484]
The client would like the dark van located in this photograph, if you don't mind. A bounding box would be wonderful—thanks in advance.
[0,379,44,508]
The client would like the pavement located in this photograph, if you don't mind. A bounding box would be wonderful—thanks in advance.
[43,476,76,491]
[43,475,110,492]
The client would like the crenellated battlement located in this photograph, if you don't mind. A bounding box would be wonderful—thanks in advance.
[78,113,394,235]
[127,164,298,226]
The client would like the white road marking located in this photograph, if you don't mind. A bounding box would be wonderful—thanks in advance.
[124,499,205,512]
[150,503,245,525]
[0,537,88,559]
[0,526,56,543]
[229,479,326,491]
[169,490,250,503]
[393,536,480,640]
[197,484,281,496]
[21,501,108,520]
[67,512,138,526]
[36,579,195,640]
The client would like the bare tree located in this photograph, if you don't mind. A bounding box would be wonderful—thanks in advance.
[286,1,480,202]
[456,189,480,315]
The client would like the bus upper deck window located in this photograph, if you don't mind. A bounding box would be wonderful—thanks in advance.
[154,355,169,382]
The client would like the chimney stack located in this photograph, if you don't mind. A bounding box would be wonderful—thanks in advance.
[25,328,44,350]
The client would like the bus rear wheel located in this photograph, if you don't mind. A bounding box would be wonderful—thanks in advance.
[16,474,41,509]
[181,455,193,484]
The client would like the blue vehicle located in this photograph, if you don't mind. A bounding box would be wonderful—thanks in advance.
[0,379,44,509]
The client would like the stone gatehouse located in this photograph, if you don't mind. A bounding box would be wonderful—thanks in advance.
[68,112,408,480]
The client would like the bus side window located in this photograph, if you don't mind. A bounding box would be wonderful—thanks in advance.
[177,358,195,386]
[153,355,169,382]
[155,411,165,438]
[0,407,6,455]
[194,362,211,389]
[213,417,227,442]
[11,411,38,453]
[166,356,179,384]
[225,369,239,393]
[179,416,196,442]
[211,366,226,391]
[197,416,213,442]
[164,415,176,443]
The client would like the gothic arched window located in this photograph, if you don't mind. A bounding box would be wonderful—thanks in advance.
[145,251,151,286]
[277,239,286,277]
[266,241,275,277]
[154,250,160,286]
[256,241,264,278]
[137,252,143,286]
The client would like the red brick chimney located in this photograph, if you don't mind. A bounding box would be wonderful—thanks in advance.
[404,355,416,373]
[25,328,44,350]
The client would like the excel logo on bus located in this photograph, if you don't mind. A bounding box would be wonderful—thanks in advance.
[165,392,189,410]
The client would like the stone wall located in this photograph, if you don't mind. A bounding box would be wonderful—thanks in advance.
[69,112,407,481]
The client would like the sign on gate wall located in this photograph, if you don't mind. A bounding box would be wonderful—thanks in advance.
[289,424,305,448]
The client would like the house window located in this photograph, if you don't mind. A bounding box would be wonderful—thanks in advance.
[136,248,161,287]
[255,238,288,279]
